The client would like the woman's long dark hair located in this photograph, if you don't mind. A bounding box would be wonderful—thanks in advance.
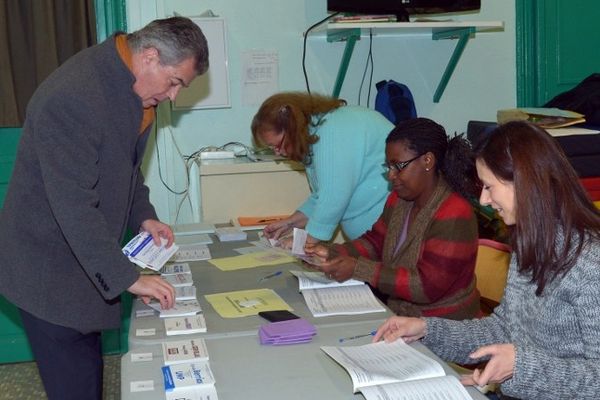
[475,121,600,295]
[386,117,479,200]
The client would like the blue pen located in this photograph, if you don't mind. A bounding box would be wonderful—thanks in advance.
[338,330,377,343]
[258,270,283,282]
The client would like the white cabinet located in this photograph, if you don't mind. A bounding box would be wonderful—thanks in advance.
[190,157,310,223]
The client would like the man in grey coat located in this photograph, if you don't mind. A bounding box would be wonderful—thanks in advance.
[0,17,208,400]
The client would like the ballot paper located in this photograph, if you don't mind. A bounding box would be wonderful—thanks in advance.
[122,232,179,271]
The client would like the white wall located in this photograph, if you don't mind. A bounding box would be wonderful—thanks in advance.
[126,0,516,224]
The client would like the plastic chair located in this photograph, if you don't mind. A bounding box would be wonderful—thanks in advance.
[475,239,511,315]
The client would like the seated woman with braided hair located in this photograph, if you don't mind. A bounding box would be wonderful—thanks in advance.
[305,117,481,320]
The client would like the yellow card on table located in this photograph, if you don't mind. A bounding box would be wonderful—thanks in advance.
[204,289,292,318]
[208,251,295,271]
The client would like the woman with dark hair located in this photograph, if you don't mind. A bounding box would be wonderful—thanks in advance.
[304,117,481,320]
[251,92,393,244]
[373,121,600,399]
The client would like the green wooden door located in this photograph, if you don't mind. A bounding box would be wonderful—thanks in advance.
[517,0,600,106]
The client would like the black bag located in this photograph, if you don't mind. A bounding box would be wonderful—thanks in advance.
[544,73,600,126]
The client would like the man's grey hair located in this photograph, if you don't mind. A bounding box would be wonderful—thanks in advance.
[127,16,209,75]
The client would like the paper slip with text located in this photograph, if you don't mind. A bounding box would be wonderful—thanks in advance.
[290,270,365,291]
[162,338,209,366]
[162,361,215,393]
[175,286,197,301]
[164,315,207,336]
[148,299,202,318]
[204,289,292,318]
[174,244,212,262]
[165,385,219,400]
[321,341,470,400]
[122,231,178,271]
[302,284,385,317]
[163,273,194,287]
[162,263,192,275]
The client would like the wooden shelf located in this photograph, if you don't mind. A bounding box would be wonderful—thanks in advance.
[309,20,504,102]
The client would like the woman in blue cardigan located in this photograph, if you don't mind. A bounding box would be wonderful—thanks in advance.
[251,92,393,244]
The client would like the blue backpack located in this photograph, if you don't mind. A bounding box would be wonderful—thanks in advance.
[375,80,417,124]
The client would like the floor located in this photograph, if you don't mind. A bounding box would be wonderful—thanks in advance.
[0,355,121,400]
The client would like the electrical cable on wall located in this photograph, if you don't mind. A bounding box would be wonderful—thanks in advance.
[357,29,374,107]
[302,12,340,94]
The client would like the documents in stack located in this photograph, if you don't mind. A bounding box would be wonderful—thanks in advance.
[162,263,192,275]
[122,231,179,271]
[163,273,194,287]
[321,340,471,400]
[174,244,212,262]
[215,227,247,242]
[148,299,202,318]
[174,233,213,245]
[165,386,219,400]
[173,222,216,235]
[259,319,317,345]
[175,286,197,301]
[497,107,586,129]
[162,361,215,393]
[290,270,364,291]
[162,338,210,365]
[164,315,207,336]
[302,284,385,317]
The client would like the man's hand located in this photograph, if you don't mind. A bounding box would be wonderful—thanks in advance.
[128,275,175,309]
[141,219,174,247]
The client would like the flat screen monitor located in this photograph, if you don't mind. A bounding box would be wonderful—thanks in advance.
[327,0,481,21]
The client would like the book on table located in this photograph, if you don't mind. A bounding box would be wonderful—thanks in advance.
[162,338,210,366]
[162,361,215,393]
[321,340,471,400]
[164,315,207,336]
[290,270,365,291]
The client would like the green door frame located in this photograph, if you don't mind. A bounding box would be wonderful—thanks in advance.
[515,0,538,107]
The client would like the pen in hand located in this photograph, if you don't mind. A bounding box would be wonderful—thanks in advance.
[258,270,283,283]
[338,330,377,343]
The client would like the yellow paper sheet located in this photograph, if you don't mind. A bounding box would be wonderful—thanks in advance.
[204,289,292,318]
[209,251,296,271]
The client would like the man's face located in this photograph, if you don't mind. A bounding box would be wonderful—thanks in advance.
[133,47,197,108]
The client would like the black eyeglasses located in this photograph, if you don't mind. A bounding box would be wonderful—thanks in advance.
[271,132,286,153]
[382,154,421,173]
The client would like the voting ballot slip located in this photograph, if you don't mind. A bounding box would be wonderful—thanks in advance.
[122,231,179,271]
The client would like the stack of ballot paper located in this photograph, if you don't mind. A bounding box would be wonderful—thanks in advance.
[259,319,317,345]
[122,231,178,271]
[215,227,247,242]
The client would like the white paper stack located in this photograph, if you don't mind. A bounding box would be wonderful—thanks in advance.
[215,227,247,242]
[148,299,203,318]
[164,315,207,336]
[122,232,179,271]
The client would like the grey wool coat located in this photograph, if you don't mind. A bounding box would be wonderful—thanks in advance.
[0,35,157,333]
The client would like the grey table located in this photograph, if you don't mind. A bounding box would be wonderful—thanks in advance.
[122,320,487,400]
[129,233,393,346]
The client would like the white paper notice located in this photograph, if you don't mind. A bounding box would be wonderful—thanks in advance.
[242,50,279,106]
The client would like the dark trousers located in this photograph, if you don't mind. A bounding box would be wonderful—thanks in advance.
[19,309,103,400]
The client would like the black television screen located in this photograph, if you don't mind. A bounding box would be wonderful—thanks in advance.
[327,0,481,21]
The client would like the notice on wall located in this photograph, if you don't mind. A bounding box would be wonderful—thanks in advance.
[241,50,279,106]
